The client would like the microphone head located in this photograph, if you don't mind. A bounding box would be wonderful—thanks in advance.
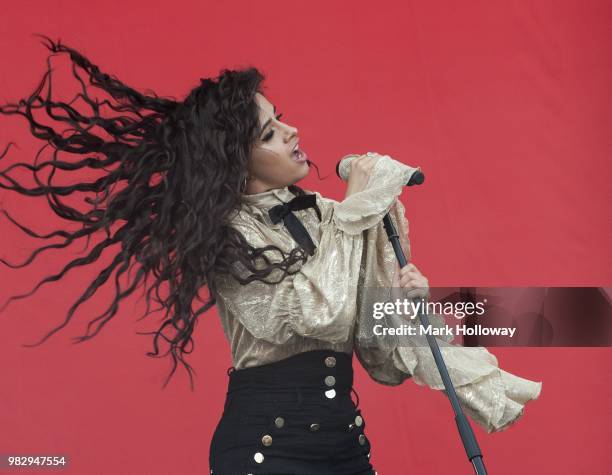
[407,170,425,186]
[336,154,360,181]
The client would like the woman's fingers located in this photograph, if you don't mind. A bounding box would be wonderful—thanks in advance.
[397,262,429,298]
[344,153,382,199]
[391,262,430,300]
[400,277,428,290]
[352,154,378,171]
[399,265,425,281]
[393,262,428,285]
[401,263,419,273]
[401,288,428,300]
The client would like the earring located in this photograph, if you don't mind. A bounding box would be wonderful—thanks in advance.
[241,175,249,193]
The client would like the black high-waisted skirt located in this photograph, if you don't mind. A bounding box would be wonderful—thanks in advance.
[209,349,377,475]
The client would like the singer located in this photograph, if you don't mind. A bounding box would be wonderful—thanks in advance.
[0,39,542,475]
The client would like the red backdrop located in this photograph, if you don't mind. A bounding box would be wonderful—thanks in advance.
[1,1,611,474]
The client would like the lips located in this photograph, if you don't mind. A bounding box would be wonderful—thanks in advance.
[291,147,308,162]
[290,138,307,163]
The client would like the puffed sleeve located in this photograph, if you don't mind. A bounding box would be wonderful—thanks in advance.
[213,153,419,346]
[213,212,364,345]
[353,192,543,433]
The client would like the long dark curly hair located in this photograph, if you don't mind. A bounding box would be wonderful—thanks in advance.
[0,35,323,389]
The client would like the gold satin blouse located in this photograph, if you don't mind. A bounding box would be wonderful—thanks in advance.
[213,153,542,433]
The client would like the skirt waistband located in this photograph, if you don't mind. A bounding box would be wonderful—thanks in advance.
[227,350,353,395]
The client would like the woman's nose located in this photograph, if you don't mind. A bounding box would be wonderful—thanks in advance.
[284,127,298,142]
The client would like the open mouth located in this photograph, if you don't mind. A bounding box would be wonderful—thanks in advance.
[291,143,308,163]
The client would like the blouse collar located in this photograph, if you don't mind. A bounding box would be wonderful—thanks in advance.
[241,185,295,208]
[239,185,296,229]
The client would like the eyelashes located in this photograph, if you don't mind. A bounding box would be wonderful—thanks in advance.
[262,113,284,141]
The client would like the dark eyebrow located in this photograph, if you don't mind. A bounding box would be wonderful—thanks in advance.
[259,105,277,137]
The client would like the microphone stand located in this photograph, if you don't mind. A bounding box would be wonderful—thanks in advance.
[382,171,488,475]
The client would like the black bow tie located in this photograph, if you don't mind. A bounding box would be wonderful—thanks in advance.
[268,194,322,256]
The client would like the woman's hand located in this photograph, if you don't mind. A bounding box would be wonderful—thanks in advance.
[344,153,382,199]
[391,261,430,301]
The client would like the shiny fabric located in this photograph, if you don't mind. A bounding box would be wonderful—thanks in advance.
[213,153,542,434]
[209,350,375,474]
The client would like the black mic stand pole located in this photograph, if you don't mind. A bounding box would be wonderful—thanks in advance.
[382,171,487,475]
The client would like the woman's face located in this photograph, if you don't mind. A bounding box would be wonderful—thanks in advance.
[245,93,309,194]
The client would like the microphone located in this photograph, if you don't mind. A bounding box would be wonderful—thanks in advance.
[335,154,425,186]
[336,154,488,475]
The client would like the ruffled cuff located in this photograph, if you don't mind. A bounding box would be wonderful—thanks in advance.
[332,153,421,235]
[446,367,543,433]
[388,316,542,433]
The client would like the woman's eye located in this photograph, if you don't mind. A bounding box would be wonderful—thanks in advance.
[262,113,284,141]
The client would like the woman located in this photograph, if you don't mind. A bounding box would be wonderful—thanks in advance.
[0,37,541,474]
[209,94,542,473]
